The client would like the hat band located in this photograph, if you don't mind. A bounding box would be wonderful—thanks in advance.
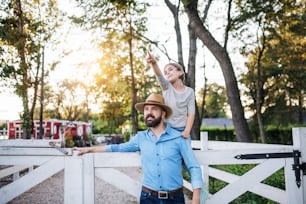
[146,100,163,105]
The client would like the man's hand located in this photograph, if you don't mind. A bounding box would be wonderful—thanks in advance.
[73,146,106,155]
[73,147,91,156]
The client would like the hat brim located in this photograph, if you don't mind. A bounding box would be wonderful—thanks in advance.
[135,102,172,119]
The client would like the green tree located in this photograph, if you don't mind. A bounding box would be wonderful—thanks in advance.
[238,0,306,134]
[43,79,89,121]
[0,0,61,138]
[163,0,232,140]
[197,83,227,118]
[183,0,252,142]
[73,0,150,134]
[93,30,156,134]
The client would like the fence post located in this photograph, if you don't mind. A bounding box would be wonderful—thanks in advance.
[200,131,209,192]
[64,156,84,204]
[83,153,94,203]
[12,171,20,181]
[292,127,306,204]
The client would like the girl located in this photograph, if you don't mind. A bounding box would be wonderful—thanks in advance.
[146,52,195,138]
[147,53,209,203]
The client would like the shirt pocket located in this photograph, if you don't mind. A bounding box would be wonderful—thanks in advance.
[159,143,180,161]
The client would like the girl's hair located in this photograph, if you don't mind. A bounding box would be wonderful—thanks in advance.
[164,63,185,83]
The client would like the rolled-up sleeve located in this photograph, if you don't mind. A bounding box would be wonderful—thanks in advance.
[156,75,169,90]
[180,140,203,189]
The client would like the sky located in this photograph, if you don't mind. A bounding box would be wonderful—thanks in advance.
[0,1,244,121]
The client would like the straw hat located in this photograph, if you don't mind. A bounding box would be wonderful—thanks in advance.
[135,93,172,119]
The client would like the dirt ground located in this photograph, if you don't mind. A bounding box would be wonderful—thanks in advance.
[6,168,140,204]
[3,166,192,204]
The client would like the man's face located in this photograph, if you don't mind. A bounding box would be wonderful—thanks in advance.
[144,105,164,127]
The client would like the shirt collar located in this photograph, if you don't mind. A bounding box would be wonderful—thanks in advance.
[146,122,181,142]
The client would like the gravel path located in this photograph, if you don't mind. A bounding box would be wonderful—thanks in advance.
[4,167,192,204]
[7,168,140,204]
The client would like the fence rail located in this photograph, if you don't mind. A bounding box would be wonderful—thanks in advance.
[0,128,305,204]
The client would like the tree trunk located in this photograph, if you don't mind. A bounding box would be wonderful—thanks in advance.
[200,69,208,121]
[164,0,184,66]
[184,1,252,142]
[255,30,266,143]
[187,25,200,140]
[298,92,303,124]
[39,47,45,139]
[16,0,32,139]
[128,21,138,134]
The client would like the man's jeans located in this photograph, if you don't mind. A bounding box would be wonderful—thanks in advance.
[140,190,185,204]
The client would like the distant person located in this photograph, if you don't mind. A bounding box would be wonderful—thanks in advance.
[146,52,195,139]
[74,93,203,204]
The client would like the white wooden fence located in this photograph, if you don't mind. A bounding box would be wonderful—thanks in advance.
[0,128,305,204]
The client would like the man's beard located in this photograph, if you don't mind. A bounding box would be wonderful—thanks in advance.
[145,114,162,127]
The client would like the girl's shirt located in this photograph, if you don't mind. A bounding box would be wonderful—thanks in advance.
[156,75,195,128]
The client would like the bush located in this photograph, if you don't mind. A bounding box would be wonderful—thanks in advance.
[65,138,75,148]
[200,127,236,141]
[209,164,284,203]
[200,126,299,144]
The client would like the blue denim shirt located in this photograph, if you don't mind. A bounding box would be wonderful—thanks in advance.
[105,123,203,191]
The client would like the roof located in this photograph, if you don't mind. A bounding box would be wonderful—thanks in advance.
[201,118,234,128]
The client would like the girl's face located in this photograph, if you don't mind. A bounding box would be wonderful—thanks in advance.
[164,65,184,82]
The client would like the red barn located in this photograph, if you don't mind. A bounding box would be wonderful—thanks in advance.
[8,119,92,141]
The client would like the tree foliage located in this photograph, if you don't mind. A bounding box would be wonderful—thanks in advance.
[73,0,156,133]
[2,0,304,140]
[42,79,89,121]
[0,0,61,138]
[183,0,252,142]
[238,0,306,130]
[197,83,227,118]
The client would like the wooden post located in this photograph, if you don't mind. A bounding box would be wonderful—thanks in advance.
[64,153,94,204]
[83,153,94,203]
[200,131,209,195]
[64,156,84,204]
[292,128,306,204]
[12,171,20,181]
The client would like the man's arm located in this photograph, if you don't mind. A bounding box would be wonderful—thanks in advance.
[74,133,141,155]
[180,140,203,190]
[191,188,201,204]
[181,143,203,204]
[74,146,106,156]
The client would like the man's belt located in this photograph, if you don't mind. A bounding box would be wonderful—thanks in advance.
[142,186,183,199]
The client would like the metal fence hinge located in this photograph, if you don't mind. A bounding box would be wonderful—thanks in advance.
[235,150,304,188]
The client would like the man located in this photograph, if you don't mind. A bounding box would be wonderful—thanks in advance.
[75,93,202,204]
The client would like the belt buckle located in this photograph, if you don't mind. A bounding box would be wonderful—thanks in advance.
[158,191,168,199]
